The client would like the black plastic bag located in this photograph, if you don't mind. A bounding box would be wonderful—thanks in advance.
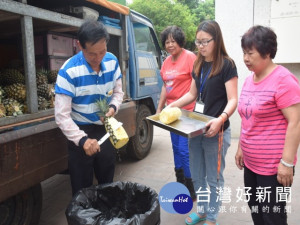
[66,181,160,225]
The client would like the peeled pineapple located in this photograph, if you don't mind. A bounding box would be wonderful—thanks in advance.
[96,97,129,149]
[105,117,129,149]
[159,107,182,124]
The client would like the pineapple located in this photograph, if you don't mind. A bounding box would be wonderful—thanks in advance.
[37,83,52,99]
[36,68,49,85]
[4,83,26,103]
[96,97,129,149]
[0,103,6,118]
[0,86,5,103]
[47,70,59,83]
[38,96,50,110]
[49,95,55,108]
[3,98,24,116]
[1,69,25,85]
[159,107,182,124]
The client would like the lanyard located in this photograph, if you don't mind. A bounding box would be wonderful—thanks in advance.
[199,66,212,101]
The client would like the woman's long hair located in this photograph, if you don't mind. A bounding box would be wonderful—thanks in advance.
[194,20,234,77]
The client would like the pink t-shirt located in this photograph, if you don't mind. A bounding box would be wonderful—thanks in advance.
[238,65,300,175]
[160,49,196,111]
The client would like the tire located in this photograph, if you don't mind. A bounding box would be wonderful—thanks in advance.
[127,104,153,160]
[0,184,43,225]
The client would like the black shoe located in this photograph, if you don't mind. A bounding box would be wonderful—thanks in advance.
[174,167,185,184]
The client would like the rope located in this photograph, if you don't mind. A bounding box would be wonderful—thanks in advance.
[217,114,225,183]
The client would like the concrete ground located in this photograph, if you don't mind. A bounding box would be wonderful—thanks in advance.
[39,126,300,225]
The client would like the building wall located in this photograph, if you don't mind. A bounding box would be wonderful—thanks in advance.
[215,0,300,138]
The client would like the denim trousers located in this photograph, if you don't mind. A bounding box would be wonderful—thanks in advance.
[170,132,192,178]
[188,127,231,222]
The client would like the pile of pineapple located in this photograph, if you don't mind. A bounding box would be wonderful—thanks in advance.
[0,62,58,118]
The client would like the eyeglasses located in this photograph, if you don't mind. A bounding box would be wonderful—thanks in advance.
[194,38,214,47]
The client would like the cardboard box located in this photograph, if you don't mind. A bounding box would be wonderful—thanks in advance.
[34,33,74,57]
[36,56,69,71]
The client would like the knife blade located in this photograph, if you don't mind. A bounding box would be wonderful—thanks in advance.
[98,122,123,145]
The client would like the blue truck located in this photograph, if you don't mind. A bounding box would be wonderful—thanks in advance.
[0,0,163,224]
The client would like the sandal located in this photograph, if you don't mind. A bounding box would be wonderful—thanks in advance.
[185,212,206,225]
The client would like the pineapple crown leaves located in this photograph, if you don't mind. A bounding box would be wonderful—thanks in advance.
[96,97,110,117]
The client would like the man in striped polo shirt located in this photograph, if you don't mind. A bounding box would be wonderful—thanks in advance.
[55,20,124,196]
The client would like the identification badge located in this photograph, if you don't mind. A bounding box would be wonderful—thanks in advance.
[194,101,204,114]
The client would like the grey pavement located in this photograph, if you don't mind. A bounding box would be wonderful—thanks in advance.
[39,126,300,225]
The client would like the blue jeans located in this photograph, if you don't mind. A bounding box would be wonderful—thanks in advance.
[170,132,192,178]
[188,127,231,222]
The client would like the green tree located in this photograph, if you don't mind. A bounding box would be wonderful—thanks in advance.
[129,0,196,49]
[176,0,199,11]
[193,0,215,25]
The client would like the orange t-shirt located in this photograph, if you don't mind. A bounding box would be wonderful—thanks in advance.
[160,49,196,111]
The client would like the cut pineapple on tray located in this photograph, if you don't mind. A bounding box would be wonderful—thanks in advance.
[159,107,182,124]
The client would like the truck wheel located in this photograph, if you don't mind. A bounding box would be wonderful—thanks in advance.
[127,104,153,160]
[0,184,42,225]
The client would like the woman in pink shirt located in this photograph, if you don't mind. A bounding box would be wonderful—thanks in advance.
[156,25,196,200]
[236,25,300,225]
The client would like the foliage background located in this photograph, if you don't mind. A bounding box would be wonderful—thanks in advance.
[128,0,215,50]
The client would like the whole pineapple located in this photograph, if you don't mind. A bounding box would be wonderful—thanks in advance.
[38,96,50,110]
[3,98,24,116]
[36,68,49,86]
[0,86,5,103]
[0,103,6,118]
[4,83,26,103]
[37,83,50,99]
[1,69,25,85]
[47,70,59,83]
[96,97,128,149]
[49,95,55,108]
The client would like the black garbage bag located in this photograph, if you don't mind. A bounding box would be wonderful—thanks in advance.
[65,181,160,225]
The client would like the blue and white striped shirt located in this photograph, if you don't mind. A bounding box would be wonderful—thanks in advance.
[55,51,122,125]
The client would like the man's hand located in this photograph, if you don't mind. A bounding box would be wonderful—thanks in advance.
[106,107,115,117]
[83,138,100,156]
[100,107,115,123]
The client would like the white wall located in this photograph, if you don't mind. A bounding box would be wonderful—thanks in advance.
[216,0,300,138]
[215,0,255,137]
